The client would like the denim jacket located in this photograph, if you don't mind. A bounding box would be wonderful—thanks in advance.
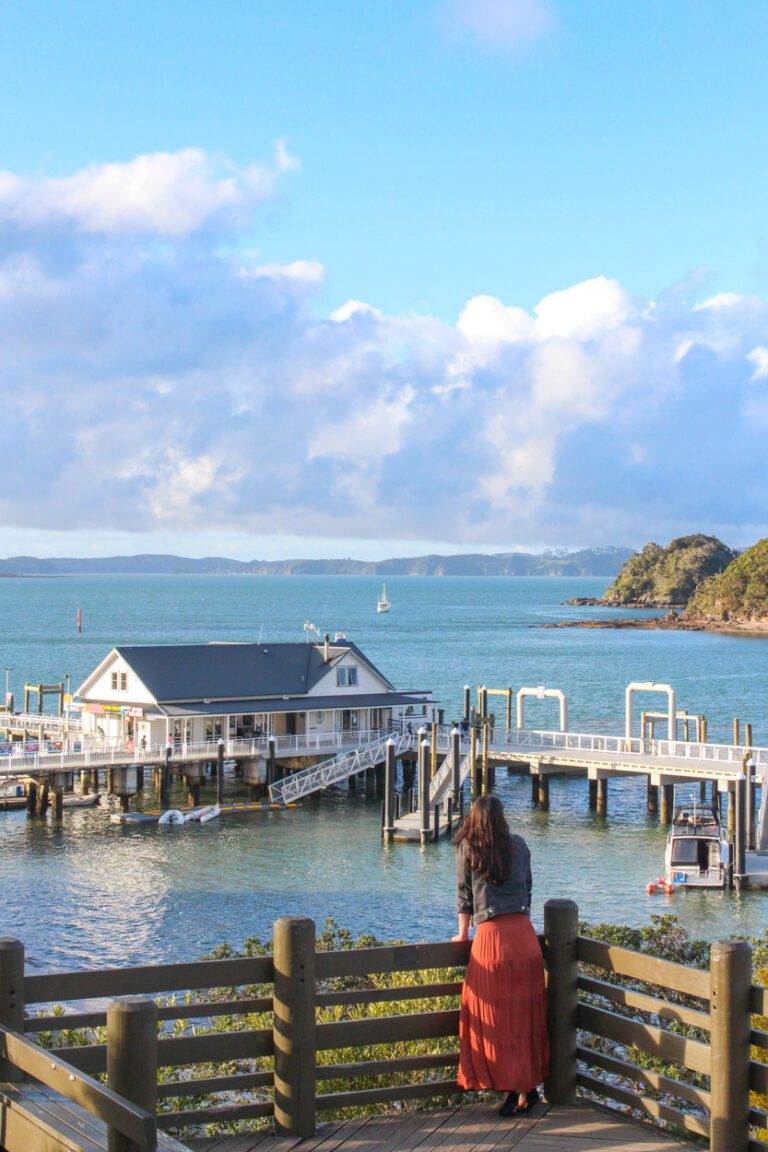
[456,835,533,925]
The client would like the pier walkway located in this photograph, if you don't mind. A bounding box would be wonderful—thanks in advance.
[187,1101,692,1152]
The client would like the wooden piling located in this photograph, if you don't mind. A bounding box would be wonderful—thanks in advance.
[268,736,277,785]
[538,773,550,811]
[543,899,578,1104]
[382,739,395,843]
[709,940,752,1152]
[660,783,673,825]
[505,688,513,732]
[419,738,431,845]
[733,717,741,747]
[596,777,608,817]
[451,727,462,815]
[273,917,317,1138]
[106,997,158,1152]
[160,748,171,811]
[430,722,438,779]
[216,740,225,805]
[481,720,489,795]
[463,685,470,723]
[0,939,24,1082]
[39,780,49,816]
[531,771,540,806]
[734,777,746,890]
[25,779,37,816]
[469,727,479,801]
[727,783,735,837]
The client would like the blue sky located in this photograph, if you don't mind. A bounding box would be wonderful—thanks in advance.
[1,1,768,558]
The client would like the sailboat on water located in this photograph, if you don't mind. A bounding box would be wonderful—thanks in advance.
[376,583,391,613]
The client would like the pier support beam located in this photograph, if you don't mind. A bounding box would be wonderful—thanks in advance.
[660,783,674,825]
[734,777,746,891]
[588,779,597,811]
[531,768,540,806]
[217,740,225,806]
[538,774,550,811]
[646,777,658,814]
[596,778,608,817]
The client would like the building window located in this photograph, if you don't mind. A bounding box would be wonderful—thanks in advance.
[337,665,359,687]
[111,672,118,690]
[120,673,127,691]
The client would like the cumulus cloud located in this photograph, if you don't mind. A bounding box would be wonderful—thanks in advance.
[0,143,297,237]
[439,0,557,51]
[1,149,768,549]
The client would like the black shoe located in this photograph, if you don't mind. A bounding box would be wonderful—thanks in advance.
[497,1092,518,1116]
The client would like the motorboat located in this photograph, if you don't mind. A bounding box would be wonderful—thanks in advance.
[664,800,728,889]
[0,777,27,811]
[377,583,391,614]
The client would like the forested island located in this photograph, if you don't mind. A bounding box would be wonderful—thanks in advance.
[0,546,632,578]
[557,535,768,634]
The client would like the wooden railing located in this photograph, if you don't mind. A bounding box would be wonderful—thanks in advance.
[3,901,768,1151]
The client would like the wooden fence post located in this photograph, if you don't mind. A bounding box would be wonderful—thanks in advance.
[273,917,316,1137]
[709,940,751,1152]
[106,997,158,1152]
[0,939,24,1083]
[543,899,579,1105]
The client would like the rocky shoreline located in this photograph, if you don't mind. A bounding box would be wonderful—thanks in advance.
[544,613,768,634]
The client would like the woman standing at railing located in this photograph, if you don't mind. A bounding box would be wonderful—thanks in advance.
[453,795,548,1116]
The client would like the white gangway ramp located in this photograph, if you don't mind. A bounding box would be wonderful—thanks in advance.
[269,731,416,805]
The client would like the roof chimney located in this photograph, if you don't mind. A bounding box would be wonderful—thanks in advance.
[324,633,330,662]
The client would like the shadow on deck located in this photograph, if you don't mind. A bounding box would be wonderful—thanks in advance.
[187,1101,693,1152]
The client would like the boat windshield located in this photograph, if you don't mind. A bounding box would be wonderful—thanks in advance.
[670,839,700,865]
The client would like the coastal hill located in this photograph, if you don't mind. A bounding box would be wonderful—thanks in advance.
[0,546,634,578]
[569,534,736,608]
[685,538,768,626]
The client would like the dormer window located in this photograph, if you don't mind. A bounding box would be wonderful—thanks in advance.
[337,666,358,687]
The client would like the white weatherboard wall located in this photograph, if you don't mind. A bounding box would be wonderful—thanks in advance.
[308,651,390,696]
[78,652,156,707]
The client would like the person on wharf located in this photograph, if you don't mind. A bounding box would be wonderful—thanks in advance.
[453,795,548,1117]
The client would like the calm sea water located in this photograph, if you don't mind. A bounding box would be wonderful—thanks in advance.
[2,574,768,972]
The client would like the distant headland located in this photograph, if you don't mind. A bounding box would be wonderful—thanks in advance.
[552,534,768,634]
[0,546,633,578]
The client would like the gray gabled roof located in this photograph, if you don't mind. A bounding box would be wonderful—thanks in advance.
[113,641,394,703]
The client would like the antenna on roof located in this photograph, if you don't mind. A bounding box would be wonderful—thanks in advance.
[303,620,322,644]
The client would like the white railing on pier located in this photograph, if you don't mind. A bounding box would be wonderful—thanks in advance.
[497,728,768,773]
[269,732,416,805]
[0,711,83,733]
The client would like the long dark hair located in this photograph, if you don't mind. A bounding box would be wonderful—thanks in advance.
[454,795,513,884]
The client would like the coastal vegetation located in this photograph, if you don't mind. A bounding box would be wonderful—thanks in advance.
[685,538,768,626]
[569,534,736,608]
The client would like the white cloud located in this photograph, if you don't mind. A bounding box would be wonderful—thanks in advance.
[439,0,557,51]
[2,150,768,549]
[0,144,296,237]
[749,346,768,381]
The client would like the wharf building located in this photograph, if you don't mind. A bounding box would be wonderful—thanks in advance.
[75,637,435,751]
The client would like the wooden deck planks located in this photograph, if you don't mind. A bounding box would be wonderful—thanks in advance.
[185,1102,694,1152]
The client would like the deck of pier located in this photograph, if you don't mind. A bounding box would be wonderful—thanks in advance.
[187,1102,692,1152]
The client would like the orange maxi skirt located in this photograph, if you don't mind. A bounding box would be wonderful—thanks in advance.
[458,913,549,1093]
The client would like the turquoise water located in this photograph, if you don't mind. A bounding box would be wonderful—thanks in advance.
[1,574,768,971]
